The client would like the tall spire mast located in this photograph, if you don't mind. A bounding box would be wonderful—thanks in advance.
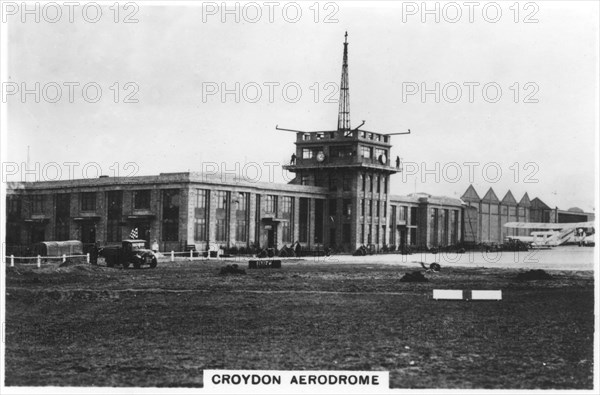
[337,31,350,134]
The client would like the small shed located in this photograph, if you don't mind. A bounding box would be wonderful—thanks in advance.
[33,240,83,257]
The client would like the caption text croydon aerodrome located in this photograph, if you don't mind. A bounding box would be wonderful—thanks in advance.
[211,373,381,385]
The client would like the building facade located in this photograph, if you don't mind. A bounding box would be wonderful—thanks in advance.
[4,34,592,253]
[5,172,465,254]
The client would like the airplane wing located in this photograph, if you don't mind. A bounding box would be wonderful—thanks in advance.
[504,221,595,229]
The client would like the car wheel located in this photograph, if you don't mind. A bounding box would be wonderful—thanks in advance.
[133,261,141,269]
[149,258,157,268]
[122,261,130,269]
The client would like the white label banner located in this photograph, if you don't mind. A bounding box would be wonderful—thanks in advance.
[204,370,390,394]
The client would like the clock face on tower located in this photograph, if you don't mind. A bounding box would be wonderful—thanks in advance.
[316,151,325,162]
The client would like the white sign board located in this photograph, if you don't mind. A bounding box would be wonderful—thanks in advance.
[433,289,463,300]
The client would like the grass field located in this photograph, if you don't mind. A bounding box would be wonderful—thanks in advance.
[4,257,595,389]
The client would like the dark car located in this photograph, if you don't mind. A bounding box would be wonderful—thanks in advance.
[100,239,158,269]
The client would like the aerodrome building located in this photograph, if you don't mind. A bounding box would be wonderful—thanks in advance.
[4,172,465,254]
[3,34,594,254]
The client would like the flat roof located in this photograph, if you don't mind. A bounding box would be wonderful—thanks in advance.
[7,171,328,197]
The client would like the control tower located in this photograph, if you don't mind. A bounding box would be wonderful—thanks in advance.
[282,33,405,251]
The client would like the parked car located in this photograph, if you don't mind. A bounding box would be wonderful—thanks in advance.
[100,239,157,269]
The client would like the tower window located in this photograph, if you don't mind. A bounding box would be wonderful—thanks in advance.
[343,199,352,216]
[330,145,353,158]
[329,176,337,192]
[329,199,337,216]
[361,146,372,159]
[375,148,387,160]
[302,148,313,159]
[342,174,352,191]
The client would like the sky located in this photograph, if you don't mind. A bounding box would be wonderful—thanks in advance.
[2,1,598,212]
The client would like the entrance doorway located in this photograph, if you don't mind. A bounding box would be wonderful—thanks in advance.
[399,228,407,249]
[80,222,97,254]
[80,222,96,244]
[267,227,277,248]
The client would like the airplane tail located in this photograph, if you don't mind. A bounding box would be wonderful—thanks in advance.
[547,227,577,246]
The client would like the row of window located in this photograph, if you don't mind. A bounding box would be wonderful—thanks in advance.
[359,199,387,218]
[329,174,353,192]
[360,146,388,161]
[24,190,154,215]
[430,208,460,246]
[328,199,353,217]
[360,131,389,143]
[359,173,388,194]
[300,131,389,143]
[359,224,387,245]
[193,190,297,244]
[301,146,389,162]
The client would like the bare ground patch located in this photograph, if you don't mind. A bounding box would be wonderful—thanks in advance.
[4,259,594,388]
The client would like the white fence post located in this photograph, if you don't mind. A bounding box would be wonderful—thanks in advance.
[10,255,14,267]
[86,253,90,264]
[190,249,193,259]
[62,254,66,263]
[171,251,174,262]
[37,255,41,268]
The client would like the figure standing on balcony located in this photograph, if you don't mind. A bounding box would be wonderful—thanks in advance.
[396,156,401,169]
[290,153,296,165]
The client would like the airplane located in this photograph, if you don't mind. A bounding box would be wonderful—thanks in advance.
[503,221,595,248]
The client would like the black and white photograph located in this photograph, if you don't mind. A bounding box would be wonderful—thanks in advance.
[1,1,598,393]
